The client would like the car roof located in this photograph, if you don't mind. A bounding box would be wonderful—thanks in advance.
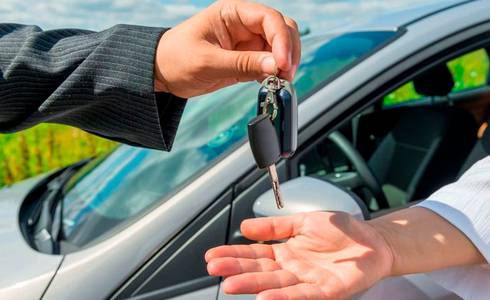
[342,0,473,31]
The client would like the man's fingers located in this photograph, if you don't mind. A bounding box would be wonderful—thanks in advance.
[212,48,278,81]
[241,214,305,241]
[284,16,300,63]
[278,25,301,81]
[257,283,328,300]
[205,244,274,262]
[207,1,301,81]
[286,17,301,80]
[207,257,280,277]
[222,270,299,294]
[232,1,293,71]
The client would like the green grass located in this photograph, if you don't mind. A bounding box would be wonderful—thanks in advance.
[0,124,117,188]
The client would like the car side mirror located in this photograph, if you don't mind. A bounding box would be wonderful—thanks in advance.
[253,177,369,220]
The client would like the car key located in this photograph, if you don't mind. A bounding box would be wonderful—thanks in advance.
[258,76,298,158]
[248,114,284,209]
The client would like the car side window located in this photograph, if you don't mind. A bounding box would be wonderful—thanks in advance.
[293,48,486,214]
[383,48,490,107]
[449,48,490,92]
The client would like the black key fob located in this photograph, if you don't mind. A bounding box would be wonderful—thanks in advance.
[248,114,281,169]
[258,80,298,158]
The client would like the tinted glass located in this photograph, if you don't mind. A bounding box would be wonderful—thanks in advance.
[383,48,490,107]
[61,31,397,247]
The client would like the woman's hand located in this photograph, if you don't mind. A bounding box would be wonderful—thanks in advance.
[205,212,394,300]
[154,0,301,98]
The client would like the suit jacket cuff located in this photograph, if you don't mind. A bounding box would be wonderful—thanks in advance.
[38,24,187,151]
[91,25,188,151]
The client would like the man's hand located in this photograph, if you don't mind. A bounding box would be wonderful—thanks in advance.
[205,212,394,300]
[154,0,300,98]
[206,208,485,300]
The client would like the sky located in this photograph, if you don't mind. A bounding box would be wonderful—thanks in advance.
[0,0,443,33]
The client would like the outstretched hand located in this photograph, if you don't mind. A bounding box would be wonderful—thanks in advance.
[154,0,301,98]
[205,212,394,300]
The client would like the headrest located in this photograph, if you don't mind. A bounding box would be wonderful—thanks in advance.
[413,64,455,97]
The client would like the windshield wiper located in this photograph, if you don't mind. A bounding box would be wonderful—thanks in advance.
[28,160,88,253]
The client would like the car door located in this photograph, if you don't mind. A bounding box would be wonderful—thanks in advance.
[110,190,233,300]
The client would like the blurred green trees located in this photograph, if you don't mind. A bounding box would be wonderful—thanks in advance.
[384,49,489,106]
[0,124,117,188]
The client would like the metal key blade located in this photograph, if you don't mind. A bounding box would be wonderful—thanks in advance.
[248,114,283,209]
[267,164,284,209]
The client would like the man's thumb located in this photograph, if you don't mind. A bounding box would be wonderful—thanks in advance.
[217,50,277,80]
[260,56,278,74]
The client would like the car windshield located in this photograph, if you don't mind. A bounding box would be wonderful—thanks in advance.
[61,31,397,247]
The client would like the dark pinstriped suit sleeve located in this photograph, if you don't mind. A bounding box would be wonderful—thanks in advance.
[0,24,186,151]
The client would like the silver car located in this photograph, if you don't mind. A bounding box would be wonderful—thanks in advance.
[2,1,490,299]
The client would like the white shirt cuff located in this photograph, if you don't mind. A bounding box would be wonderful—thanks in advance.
[415,156,490,299]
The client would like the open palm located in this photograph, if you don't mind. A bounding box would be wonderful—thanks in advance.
[205,212,394,300]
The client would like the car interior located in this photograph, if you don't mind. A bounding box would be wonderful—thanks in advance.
[294,47,490,213]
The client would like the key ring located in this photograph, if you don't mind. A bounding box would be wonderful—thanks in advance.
[261,97,279,120]
[263,76,282,91]
[261,75,282,120]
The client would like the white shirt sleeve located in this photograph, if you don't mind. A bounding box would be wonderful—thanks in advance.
[416,156,490,300]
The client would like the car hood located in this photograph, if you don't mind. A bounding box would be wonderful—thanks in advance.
[0,175,63,300]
